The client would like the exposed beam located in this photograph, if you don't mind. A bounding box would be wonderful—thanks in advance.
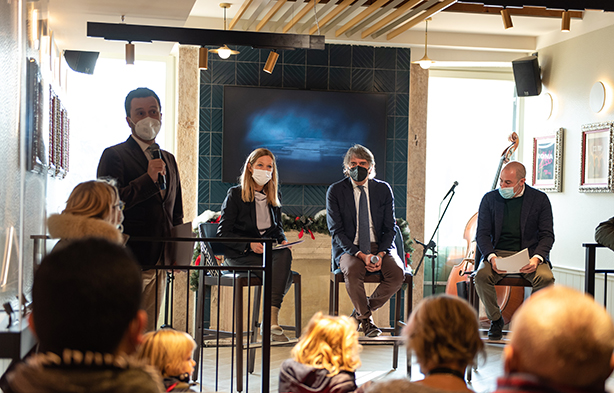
[446,4,583,18]
[244,0,272,30]
[256,0,287,31]
[336,0,388,37]
[272,2,298,31]
[346,0,405,37]
[297,0,336,33]
[361,0,422,39]
[387,0,457,40]
[229,0,254,30]
[283,0,321,33]
[320,0,369,35]
[87,22,325,50]
[456,1,614,12]
[372,0,439,39]
[309,0,354,35]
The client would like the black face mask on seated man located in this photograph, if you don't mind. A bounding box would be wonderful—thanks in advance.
[349,165,369,183]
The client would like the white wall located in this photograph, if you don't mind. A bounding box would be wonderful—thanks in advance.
[521,23,614,274]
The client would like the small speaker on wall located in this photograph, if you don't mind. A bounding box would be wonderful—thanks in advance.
[64,50,99,75]
[512,55,542,97]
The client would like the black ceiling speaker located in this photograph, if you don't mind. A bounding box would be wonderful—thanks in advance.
[512,55,542,97]
[63,50,99,75]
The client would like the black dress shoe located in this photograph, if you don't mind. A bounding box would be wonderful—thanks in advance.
[361,318,382,338]
[488,317,504,340]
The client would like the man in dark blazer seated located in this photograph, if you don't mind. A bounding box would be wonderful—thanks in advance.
[97,87,183,331]
[475,161,554,341]
[326,144,404,337]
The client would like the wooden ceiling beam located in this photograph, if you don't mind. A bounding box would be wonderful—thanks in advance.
[283,0,321,33]
[308,0,354,35]
[256,0,288,31]
[229,0,254,30]
[387,0,457,40]
[336,0,388,37]
[361,0,422,38]
[445,3,583,18]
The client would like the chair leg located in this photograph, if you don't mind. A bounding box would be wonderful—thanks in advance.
[294,275,302,338]
[235,281,244,392]
[392,288,402,370]
[192,271,205,381]
[248,285,261,374]
[334,276,341,317]
[329,278,335,315]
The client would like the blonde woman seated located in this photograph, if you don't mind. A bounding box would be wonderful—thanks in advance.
[279,312,361,393]
[366,295,484,393]
[47,180,125,249]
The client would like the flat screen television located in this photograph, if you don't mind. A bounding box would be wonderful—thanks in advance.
[223,86,387,185]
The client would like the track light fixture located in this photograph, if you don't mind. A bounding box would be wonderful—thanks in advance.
[125,42,135,65]
[199,47,208,70]
[561,10,571,32]
[264,50,279,74]
[501,8,513,29]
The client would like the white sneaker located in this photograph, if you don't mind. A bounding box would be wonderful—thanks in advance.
[260,324,284,336]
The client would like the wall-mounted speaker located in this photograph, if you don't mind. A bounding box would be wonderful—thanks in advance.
[512,55,542,97]
[63,50,99,75]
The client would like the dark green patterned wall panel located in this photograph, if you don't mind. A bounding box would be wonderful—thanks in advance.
[198,44,410,219]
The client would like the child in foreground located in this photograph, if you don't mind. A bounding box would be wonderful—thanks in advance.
[279,312,361,393]
[137,328,198,392]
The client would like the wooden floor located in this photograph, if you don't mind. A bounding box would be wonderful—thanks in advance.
[194,339,506,393]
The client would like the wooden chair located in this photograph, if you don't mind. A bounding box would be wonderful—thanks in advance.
[329,225,413,372]
[193,223,302,392]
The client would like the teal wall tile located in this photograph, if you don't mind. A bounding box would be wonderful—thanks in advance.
[393,185,407,207]
[396,94,409,117]
[260,64,282,87]
[395,139,408,162]
[304,185,326,206]
[280,184,303,205]
[210,60,236,85]
[199,132,210,156]
[199,180,210,203]
[283,65,306,89]
[352,68,373,91]
[395,116,408,139]
[211,132,222,156]
[210,156,222,179]
[394,164,407,187]
[352,46,374,68]
[329,67,351,91]
[397,48,411,70]
[200,84,211,108]
[199,108,210,131]
[330,45,351,67]
[307,46,328,66]
[199,156,210,179]
[374,70,395,93]
[211,85,223,108]
[396,70,409,93]
[211,108,223,132]
[375,47,396,70]
[283,49,305,65]
[306,66,328,90]
[237,62,259,86]
[237,46,260,62]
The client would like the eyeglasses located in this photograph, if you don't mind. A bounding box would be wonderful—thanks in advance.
[114,201,125,211]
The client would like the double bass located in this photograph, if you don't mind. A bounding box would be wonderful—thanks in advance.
[445,132,524,326]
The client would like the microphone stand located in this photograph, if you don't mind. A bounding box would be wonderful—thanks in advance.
[413,188,458,295]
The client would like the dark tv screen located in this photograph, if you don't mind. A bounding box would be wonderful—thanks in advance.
[223,86,387,185]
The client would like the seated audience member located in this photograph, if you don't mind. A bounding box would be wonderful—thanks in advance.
[1,239,163,393]
[495,286,614,393]
[137,328,198,392]
[366,295,483,393]
[595,216,614,251]
[279,312,361,393]
[47,179,125,249]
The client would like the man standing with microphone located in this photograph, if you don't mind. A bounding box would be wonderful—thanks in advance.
[97,87,183,331]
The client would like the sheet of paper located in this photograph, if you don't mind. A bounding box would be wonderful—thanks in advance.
[273,239,304,250]
[496,248,530,274]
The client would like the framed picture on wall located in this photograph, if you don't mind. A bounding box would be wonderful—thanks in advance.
[532,128,564,192]
[580,122,614,193]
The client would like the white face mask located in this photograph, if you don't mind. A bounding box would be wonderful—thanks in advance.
[131,117,161,141]
[252,169,272,186]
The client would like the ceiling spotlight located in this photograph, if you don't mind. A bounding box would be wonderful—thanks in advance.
[501,8,513,29]
[561,10,571,32]
[264,50,279,74]
[125,42,135,65]
[412,18,434,70]
[199,47,208,69]
[208,3,240,60]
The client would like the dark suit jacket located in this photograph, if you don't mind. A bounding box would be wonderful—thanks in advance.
[326,177,397,270]
[97,136,183,266]
[476,184,554,267]
[217,185,286,260]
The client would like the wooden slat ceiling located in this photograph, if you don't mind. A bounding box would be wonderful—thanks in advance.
[225,0,590,39]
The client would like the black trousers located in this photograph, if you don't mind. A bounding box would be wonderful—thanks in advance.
[224,248,293,309]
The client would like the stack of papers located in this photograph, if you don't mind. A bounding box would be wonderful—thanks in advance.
[496,248,530,274]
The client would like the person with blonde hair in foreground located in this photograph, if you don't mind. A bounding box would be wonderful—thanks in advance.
[137,328,198,392]
[366,295,483,393]
[494,285,614,393]
[278,312,361,393]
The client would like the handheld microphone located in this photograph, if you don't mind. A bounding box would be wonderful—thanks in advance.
[443,181,459,200]
[150,143,167,191]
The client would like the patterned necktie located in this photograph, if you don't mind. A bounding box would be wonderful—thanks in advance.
[358,185,370,254]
